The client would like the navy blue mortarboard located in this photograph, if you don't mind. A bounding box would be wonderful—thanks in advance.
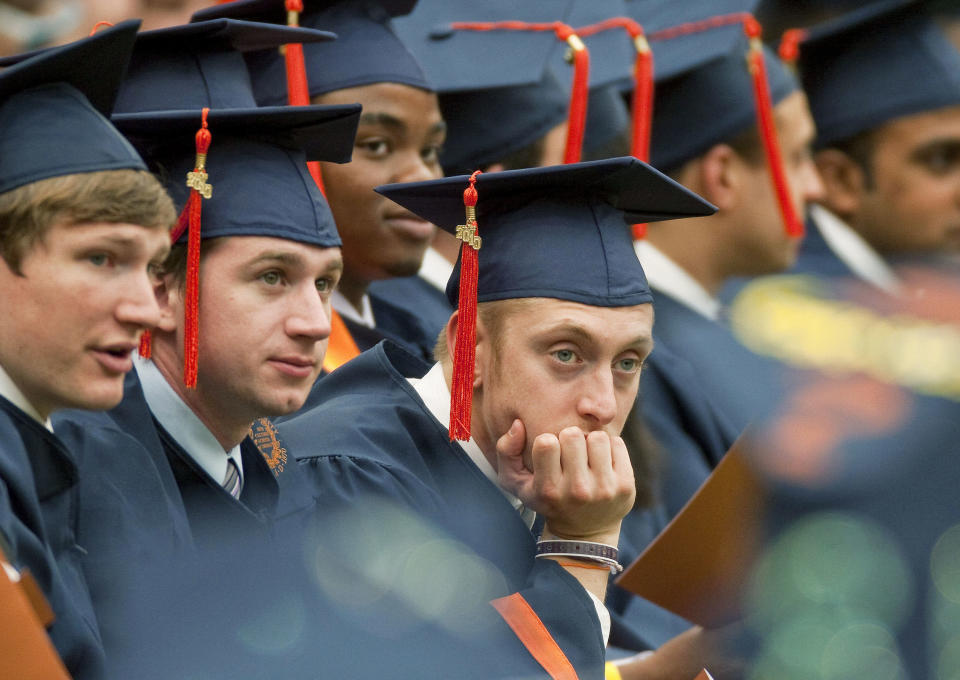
[793,0,960,147]
[375,157,716,440]
[552,0,638,156]
[111,19,360,163]
[627,0,805,237]
[192,0,431,106]
[627,0,798,171]
[393,0,572,175]
[108,19,361,386]
[0,20,146,196]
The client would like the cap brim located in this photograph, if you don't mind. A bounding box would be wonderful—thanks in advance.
[0,19,140,114]
[112,104,361,163]
[375,156,717,228]
[137,18,336,51]
[192,0,416,24]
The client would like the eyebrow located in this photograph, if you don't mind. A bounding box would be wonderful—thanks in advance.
[359,112,447,137]
[246,251,344,275]
[536,322,654,354]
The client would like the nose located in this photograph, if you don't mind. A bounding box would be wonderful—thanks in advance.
[801,158,827,205]
[115,270,162,330]
[396,150,441,184]
[285,284,332,341]
[577,367,619,428]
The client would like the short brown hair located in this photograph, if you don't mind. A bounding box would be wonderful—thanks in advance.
[0,169,176,273]
[434,298,539,365]
[160,237,230,290]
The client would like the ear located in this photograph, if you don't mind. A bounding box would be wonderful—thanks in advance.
[814,148,867,220]
[153,273,181,333]
[696,144,741,211]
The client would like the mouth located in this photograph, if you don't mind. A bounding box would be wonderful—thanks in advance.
[268,356,318,379]
[91,343,137,374]
[383,211,435,242]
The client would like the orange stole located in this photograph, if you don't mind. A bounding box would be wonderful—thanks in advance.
[0,548,70,679]
[322,309,362,373]
[491,593,579,680]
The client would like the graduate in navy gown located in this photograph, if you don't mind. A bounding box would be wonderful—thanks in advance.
[194,0,445,367]
[279,157,737,678]
[0,22,176,679]
[728,0,960,304]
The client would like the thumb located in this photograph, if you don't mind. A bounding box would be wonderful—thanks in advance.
[496,419,526,465]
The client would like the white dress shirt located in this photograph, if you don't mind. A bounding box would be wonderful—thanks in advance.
[0,363,51,431]
[634,239,722,321]
[332,290,376,328]
[408,362,611,644]
[417,246,455,293]
[135,355,243,491]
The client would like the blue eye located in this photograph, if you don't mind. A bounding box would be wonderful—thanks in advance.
[616,358,641,374]
[88,253,109,266]
[552,349,576,363]
[316,278,331,293]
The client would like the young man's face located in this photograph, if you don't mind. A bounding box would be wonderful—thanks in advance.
[845,104,960,255]
[729,90,824,275]
[313,82,446,285]
[162,236,342,424]
[0,221,169,417]
[471,299,654,458]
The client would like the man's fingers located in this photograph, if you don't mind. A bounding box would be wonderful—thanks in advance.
[495,418,526,464]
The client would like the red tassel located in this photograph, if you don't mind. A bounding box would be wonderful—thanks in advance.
[88,21,113,36]
[744,17,804,239]
[630,33,653,240]
[138,331,152,359]
[175,108,213,388]
[778,28,807,64]
[449,171,483,441]
[283,0,326,195]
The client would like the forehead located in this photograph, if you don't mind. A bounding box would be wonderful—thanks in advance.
[501,298,655,344]
[204,235,342,268]
[45,220,169,249]
[314,82,441,124]
[875,103,960,147]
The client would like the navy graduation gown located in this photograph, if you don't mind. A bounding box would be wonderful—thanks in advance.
[368,274,453,343]
[792,215,859,279]
[648,292,782,433]
[279,341,608,676]
[0,397,105,680]
[336,290,439,365]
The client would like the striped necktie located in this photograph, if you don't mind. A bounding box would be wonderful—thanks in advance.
[222,457,242,499]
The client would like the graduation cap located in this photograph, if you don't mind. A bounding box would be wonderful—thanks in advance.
[375,157,717,440]
[192,0,431,106]
[555,0,651,162]
[109,19,361,388]
[788,0,960,148]
[0,20,146,196]
[395,0,602,166]
[392,0,570,175]
[627,0,804,238]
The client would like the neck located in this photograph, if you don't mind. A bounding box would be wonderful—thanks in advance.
[149,335,250,450]
[336,272,369,312]
[431,230,461,265]
[646,220,726,296]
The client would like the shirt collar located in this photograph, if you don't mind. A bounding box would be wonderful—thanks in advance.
[0,364,52,431]
[417,246,454,294]
[634,239,722,321]
[332,290,376,328]
[810,204,901,294]
[135,355,243,488]
[408,362,530,521]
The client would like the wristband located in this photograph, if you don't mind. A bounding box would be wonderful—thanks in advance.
[535,540,623,574]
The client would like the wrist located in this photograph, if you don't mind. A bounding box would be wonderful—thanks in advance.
[541,521,621,546]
